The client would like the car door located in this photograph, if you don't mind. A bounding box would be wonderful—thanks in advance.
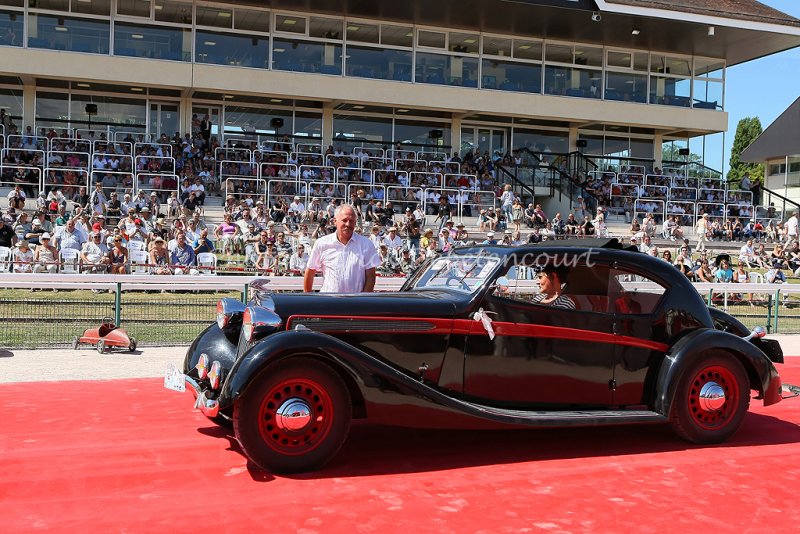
[462,255,616,408]
[607,266,670,406]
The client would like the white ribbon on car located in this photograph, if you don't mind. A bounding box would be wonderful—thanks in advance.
[473,307,496,340]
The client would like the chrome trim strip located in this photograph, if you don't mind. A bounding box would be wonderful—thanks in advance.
[184,375,220,417]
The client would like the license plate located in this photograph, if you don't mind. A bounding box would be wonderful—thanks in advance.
[164,362,186,392]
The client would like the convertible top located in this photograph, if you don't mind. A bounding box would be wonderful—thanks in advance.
[533,238,625,249]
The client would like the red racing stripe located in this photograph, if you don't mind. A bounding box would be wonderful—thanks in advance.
[285,315,667,351]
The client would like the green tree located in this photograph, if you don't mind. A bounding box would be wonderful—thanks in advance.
[727,117,764,183]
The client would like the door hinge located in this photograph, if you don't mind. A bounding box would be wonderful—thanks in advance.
[608,379,617,391]
[418,363,428,382]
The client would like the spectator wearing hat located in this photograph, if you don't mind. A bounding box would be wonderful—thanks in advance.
[149,236,171,275]
[402,210,421,255]
[433,196,452,230]
[438,228,453,252]
[377,244,400,275]
[398,248,416,274]
[383,226,404,256]
[32,232,58,273]
[13,240,33,273]
[482,232,497,245]
[25,218,45,245]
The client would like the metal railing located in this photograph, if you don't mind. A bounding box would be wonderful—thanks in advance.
[1,274,800,349]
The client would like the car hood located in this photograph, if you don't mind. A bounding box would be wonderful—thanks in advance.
[258,290,467,323]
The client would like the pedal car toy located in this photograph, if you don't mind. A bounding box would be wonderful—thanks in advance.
[72,318,137,353]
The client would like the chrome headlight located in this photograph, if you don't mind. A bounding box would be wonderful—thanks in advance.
[242,306,282,343]
[217,298,246,329]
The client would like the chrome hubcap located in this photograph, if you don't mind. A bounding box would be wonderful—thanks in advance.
[698,381,726,412]
[275,398,312,432]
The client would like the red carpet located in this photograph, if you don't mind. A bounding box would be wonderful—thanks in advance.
[1,363,799,532]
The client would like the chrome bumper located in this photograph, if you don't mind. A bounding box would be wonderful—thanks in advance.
[184,375,220,418]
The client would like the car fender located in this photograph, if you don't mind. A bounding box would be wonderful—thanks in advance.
[182,323,238,376]
[654,328,782,415]
[218,329,423,411]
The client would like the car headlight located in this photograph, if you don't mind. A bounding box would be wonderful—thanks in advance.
[242,306,282,343]
[217,298,246,330]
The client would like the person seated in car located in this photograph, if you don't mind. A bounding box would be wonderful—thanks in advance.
[532,266,576,309]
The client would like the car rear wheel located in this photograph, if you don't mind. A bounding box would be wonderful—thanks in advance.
[128,337,137,352]
[96,340,105,354]
[669,352,750,444]
[234,357,351,473]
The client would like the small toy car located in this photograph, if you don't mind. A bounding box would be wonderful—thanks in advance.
[72,318,137,353]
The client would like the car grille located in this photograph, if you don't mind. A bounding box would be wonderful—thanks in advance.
[236,327,255,359]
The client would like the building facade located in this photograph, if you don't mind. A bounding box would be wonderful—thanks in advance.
[0,0,798,170]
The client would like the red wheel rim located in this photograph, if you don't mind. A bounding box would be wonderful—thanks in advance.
[257,378,334,456]
[687,365,738,430]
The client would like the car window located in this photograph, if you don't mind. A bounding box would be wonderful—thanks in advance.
[494,255,612,313]
[608,268,666,315]
[413,255,501,293]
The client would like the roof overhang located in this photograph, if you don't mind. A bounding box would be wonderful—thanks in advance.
[235,0,800,66]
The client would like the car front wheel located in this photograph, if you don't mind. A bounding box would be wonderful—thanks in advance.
[669,352,750,444]
[234,357,351,473]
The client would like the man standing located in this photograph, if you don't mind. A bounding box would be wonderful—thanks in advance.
[304,204,381,293]
[785,210,798,243]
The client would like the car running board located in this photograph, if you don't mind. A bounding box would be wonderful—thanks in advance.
[458,401,667,427]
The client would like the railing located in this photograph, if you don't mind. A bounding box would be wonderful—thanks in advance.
[1,274,799,349]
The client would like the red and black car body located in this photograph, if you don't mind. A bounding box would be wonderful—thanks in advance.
[175,239,785,473]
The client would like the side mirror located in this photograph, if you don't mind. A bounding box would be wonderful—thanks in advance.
[495,276,510,293]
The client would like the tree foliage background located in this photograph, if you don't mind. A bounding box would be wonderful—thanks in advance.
[727,117,764,183]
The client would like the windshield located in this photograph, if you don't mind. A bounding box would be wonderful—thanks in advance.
[410,255,501,293]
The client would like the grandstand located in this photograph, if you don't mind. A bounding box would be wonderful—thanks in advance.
[1,0,800,275]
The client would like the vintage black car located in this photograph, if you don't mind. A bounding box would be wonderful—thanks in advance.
[167,239,786,473]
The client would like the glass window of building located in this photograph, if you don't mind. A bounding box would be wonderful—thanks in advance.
[544,42,602,99]
[114,22,190,61]
[693,57,724,110]
[417,29,445,49]
[70,94,147,134]
[605,49,648,103]
[0,87,23,128]
[395,119,450,149]
[28,13,110,54]
[513,129,569,153]
[196,5,233,29]
[154,0,192,24]
[381,24,412,47]
[195,30,268,68]
[309,16,342,40]
[0,8,23,47]
[416,52,478,87]
[345,22,411,82]
[275,13,306,34]
[117,0,151,18]
[294,111,323,139]
[346,21,378,43]
[234,7,270,33]
[650,55,692,107]
[449,31,479,54]
[333,113,392,150]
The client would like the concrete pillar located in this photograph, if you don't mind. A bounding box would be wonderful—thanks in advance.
[322,104,334,148]
[180,94,192,137]
[568,126,579,152]
[450,115,462,158]
[23,83,35,131]
[653,133,663,169]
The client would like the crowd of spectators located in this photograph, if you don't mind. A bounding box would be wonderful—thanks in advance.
[0,116,784,285]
